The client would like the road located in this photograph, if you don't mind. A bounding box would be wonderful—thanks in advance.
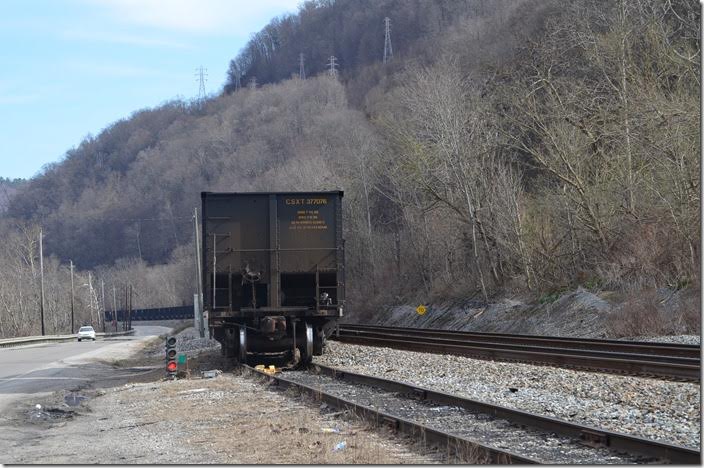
[0,325,171,412]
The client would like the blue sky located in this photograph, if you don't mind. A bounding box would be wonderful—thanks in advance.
[0,0,301,180]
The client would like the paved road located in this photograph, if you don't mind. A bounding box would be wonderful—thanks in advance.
[0,325,172,411]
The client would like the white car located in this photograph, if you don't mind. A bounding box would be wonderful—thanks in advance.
[77,326,96,342]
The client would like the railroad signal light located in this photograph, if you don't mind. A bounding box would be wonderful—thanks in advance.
[165,336,177,378]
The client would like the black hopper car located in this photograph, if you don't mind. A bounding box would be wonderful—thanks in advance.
[201,191,345,366]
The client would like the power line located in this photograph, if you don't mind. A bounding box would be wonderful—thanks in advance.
[383,17,393,64]
[195,66,208,102]
[299,52,306,80]
[232,64,242,90]
[327,55,338,78]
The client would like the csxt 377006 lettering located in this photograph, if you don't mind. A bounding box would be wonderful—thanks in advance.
[201,191,344,366]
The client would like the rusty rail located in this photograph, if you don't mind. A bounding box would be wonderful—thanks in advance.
[243,364,540,464]
[245,363,700,464]
[308,364,700,464]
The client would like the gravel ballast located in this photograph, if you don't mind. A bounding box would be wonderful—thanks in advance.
[281,370,649,463]
[619,335,701,345]
[315,341,701,449]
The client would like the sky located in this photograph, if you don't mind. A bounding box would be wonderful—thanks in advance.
[0,0,302,180]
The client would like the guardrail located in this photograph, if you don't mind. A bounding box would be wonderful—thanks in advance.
[0,329,135,349]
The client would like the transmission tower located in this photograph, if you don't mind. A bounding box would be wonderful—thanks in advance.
[195,66,208,101]
[299,53,306,80]
[383,17,393,64]
[232,66,242,90]
[327,55,338,78]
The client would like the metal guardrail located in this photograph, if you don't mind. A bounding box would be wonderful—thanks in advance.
[0,329,135,349]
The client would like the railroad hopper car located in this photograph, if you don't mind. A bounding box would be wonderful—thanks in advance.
[201,191,345,366]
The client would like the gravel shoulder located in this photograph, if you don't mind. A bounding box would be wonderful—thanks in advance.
[315,341,701,449]
[0,328,443,464]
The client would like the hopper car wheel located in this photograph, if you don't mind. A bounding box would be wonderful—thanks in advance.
[239,327,247,364]
[302,322,313,365]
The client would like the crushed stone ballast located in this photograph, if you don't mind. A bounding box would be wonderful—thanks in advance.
[245,364,699,464]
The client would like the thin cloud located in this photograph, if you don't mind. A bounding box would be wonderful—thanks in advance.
[61,29,196,50]
[85,0,301,34]
[67,60,165,78]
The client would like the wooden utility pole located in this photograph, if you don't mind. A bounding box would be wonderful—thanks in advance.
[39,228,45,336]
[128,284,133,330]
[70,260,75,334]
[112,286,117,332]
[101,280,106,333]
[124,287,128,331]
[88,272,94,327]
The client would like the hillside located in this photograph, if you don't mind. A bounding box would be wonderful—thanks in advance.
[0,178,26,213]
[0,0,699,338]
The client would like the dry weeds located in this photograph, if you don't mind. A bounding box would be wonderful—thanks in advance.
[606,289,701,337]
[136,372,443,464]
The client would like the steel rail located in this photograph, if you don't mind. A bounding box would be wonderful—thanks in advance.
[337,329,697,365]
[243,364,540,464]
[305,363,700,464]
[339,324,701,358]
[332,326,701,381]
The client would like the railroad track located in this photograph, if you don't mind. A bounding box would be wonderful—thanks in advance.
[245,363,700,464]
[330,324,701,381]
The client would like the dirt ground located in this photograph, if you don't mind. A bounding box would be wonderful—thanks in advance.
[0,343,444,464]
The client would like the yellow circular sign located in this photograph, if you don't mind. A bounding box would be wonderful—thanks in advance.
[416,305,427,315]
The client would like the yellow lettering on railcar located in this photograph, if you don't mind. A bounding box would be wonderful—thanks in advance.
[288,206,329,231]
[285,198,328,205]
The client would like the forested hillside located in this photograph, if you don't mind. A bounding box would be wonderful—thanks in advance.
[1,0,699,338]
[0,178,25,213]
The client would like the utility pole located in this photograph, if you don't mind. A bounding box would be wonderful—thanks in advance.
[383,17,393,64]
[112,286,117,332]
[136,221,142,260]
[124,287,128,331]
[327,56,338,78]
[88,272,94,326]
[39,228,45,336]
[128,284,133,331]
[70,260,75,334]
[101,280,106,333]
[212,233,217,310]
[195,66,208,103]
[298,53,306,80]
[193,208,205,338]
